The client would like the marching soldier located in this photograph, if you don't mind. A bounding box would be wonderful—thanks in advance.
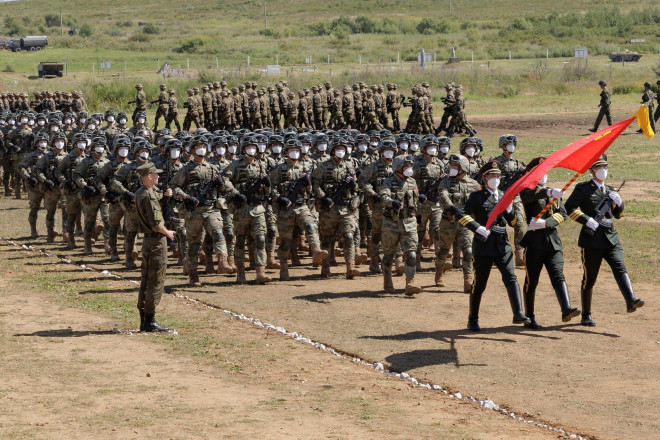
[18,133,49,237]
[202,86,214,130]
[151,84,169,131]
[129,84,147,125]
[564,155,644,326]
[56,133,89,249]
[6,112,33,199]
[35,132,68,242]
[182,89,199,131]
[456,160,530,331]
[380,155,421,295]
[589,80,612,133]
[165,89,181,132]
[386,84,401,132]
[520,157,581,329]
[436,154,480,292]
[328,89,345,129]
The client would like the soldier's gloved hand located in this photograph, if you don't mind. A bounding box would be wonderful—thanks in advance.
[371,193,381,202]
[419,194,427,204]
[233,193,247,206]
[476,226,490,240]
[345,175,355,184]
[44,179,54,190]
[84,184,96,195]
[608,191,622,207]
[28,177,38,187]
[278,196,292,208]
[322,197,334,209]
[447,205,458,216]
[301,175,312,186]
[528,218,547,230]
[505,203,513,214]
[185,195,199,209]
[213,177,224,189]
[546,188,564,199]
[124,191,136,202]
[585,217,599,231]
[391,200,402,211]
[259,175,270,186]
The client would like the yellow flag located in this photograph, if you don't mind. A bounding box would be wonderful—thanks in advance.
[634,104,655,139]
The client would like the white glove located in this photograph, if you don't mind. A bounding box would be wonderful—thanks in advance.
[527,218,547,230]
[505,203,513,214]
[608,191,622,207]
[547,188,564,199]
[476,226,491,240]
[586,217,599,231]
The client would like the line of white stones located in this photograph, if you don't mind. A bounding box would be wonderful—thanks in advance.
[1,237,586,440]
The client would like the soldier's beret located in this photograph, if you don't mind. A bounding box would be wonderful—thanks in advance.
[526,156,545,172]
[136,162,162,176]
[591,154,607,167]
[479,160,503,177]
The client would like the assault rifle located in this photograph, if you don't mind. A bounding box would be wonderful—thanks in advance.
[233,175,269,207]
[322,177,354,209]
[161,161,181,223]
[420,177,444,203]
[499,167,527,192]
[282,174,310,208]
[186,170,223,210]
[584,180,626,236]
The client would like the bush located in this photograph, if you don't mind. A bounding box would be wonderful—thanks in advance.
[117,20,133,27]
[129,33,150,43]
[613,84,636,95]
[259,28,280,38]
[416,18,452,34]
[142,23,159,35]
[2,64,14,73]
[175,37,207,54]
[79,23,94,37]
[44,13,61,27]
[4,17,24,36]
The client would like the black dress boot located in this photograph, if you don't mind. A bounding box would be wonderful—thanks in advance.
[524,314,541,330]
[467,288,483,332]
[580,288,596,326]
[555,281,581,322]
[143,313,169,332]
[139,309,145,332]
[614,273,644,313]
[506,283,531,324]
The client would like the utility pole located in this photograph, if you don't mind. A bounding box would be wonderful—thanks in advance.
[449,0,452,13]
[60,8,63,37]
[264,2,267,29]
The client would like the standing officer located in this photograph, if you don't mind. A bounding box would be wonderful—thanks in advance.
[564,155,644,326]
[640,82,656,134]
[519,157,580,329]
[380,155,421,295]
[589,80,612,133]
[456,160,531,331]
[135,162,174,332]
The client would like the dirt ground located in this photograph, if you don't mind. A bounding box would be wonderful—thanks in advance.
[1,114,658,439]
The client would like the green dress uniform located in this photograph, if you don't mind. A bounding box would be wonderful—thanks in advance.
[564,167,644,326]
[134,162,169,333]
[519,181,580,328]
[641,87,656,133]
[456,160,530,331]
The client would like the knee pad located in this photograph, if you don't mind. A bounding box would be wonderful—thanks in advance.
[255,234,266,249]
[236,235,246,248]
[343,232,353,242]
[213,229,224,243]
[305,223,318,235]
[225,227,234,240]
[406,251,417,267]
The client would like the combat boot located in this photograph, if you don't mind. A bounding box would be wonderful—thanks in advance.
[453,253,462,270]
[124,257,138,270]
[404,276,422,296]
[266,252,280,269]
[434,268,445,287]
[139,309,145,332]
[279,260,290,281]
[15,185,21,200]
[369,258,382,274]
[143,312,169,333]
[463,273,473,294]
[506,283,531,324]
[255,265,272,284]
[555,281,580,322]
[291,250,302,267]
[62,230,69,244]
[205,254,215,274]
[216,254,235,274]
[227,255,237,272]
[415,252,423,272]
[83,238,93,255]
[181,257,190,276]
[236,263,247,284]
[422,231,433,248]
[320,259,331,279]
[310,243,329,266]
[515,247,525,268]
[66,233,76,249]
[188,269,201,287]
[29,222,38,239]
[4,187,10,197]
[394,256,405,276]
[46,227,55,244]
[355,250,368,266]
[109,245,120,262]
[198,249,207,265]
[345,259,360,279]
[383,272,395,292]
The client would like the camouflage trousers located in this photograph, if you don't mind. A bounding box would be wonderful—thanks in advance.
[266,204,277,256]
[27,188,44,227]
[512,195,526,250]
[382,216,418,277]
[81,195,110,240]
[183,112,200,131]
[416,201,442,254]
[275,204,320,262]
[436,218,474,274]
[389,110,400,132]
[185,207,226,271]
[221,208,234,257]
[107,201,124,250]
[165,111,181,131]
[367,206,384,259]
[43,188,65,233]
[137,233,167,314]
[154,106,168,129]
[319,205,356,261]
[233,204,267,267]
[64,191,82,235]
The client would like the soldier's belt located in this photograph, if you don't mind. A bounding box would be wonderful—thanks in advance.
[598,219,613,229]
[490,225,507,234]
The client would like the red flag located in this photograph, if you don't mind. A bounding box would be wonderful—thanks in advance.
[485,116,635,229]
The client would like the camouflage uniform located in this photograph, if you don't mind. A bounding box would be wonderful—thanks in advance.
[183,89,200,131]
[74,148,111,254]
[165,90,181,132]
[362,90,382,131]
[56,142,87,248]
[6,122,33,199]
[328,90,345,129]
[18,145,46,237]
[152,85,169,131]
[35,141,68,242]
[131,84,147,124]
[268,88,281,130]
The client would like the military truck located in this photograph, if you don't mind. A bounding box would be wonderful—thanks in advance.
[609,50,642,62]
[38,62,64,78]
[4,36,48,52]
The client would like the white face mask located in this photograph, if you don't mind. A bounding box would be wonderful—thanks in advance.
[487,177,500,190]
[216,147,226,156]
[170,149,181,159]
[86,139,92,147]
[464,146,476,157]
[94,146,105,155]
[50,126,60,132]
[506,144,515,153]
[398,141,409,151]
[271,145,282,154]
[383,150,395,160]
[301,145,310,154]
[76,141,87,150]
[538,174,548,185]
[119,118,127,125]
[20,118,28,124]
[288,150,300,160]
[334,149,346,159]
[9,119,16,125]
[257,143,267,153]
[79,118,87,125]
[402,167,414,177]
[28,119,35,126]
[358,143,368,152]
[409,143,419,152]
[138,151,149,160]
[138,117,146,124]
[37,120,46,126]
[245,146,257,157]
[346,146,353,155]
[449,168,459,177]
[64,118,72,124]
[594,167,607,181]
[37,140,48,148]
[426,147,437,157]
[369,140,378,148]
[54,140,65,150]
[118,147,129,158]
[317,143,327,152]
[88,123,96,130]
[439,146,449,155]
[195,147,207,157]
[227,145,237,154]
[107,116,115,123]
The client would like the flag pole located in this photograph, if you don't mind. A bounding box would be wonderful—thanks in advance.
[533,172,583,221]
